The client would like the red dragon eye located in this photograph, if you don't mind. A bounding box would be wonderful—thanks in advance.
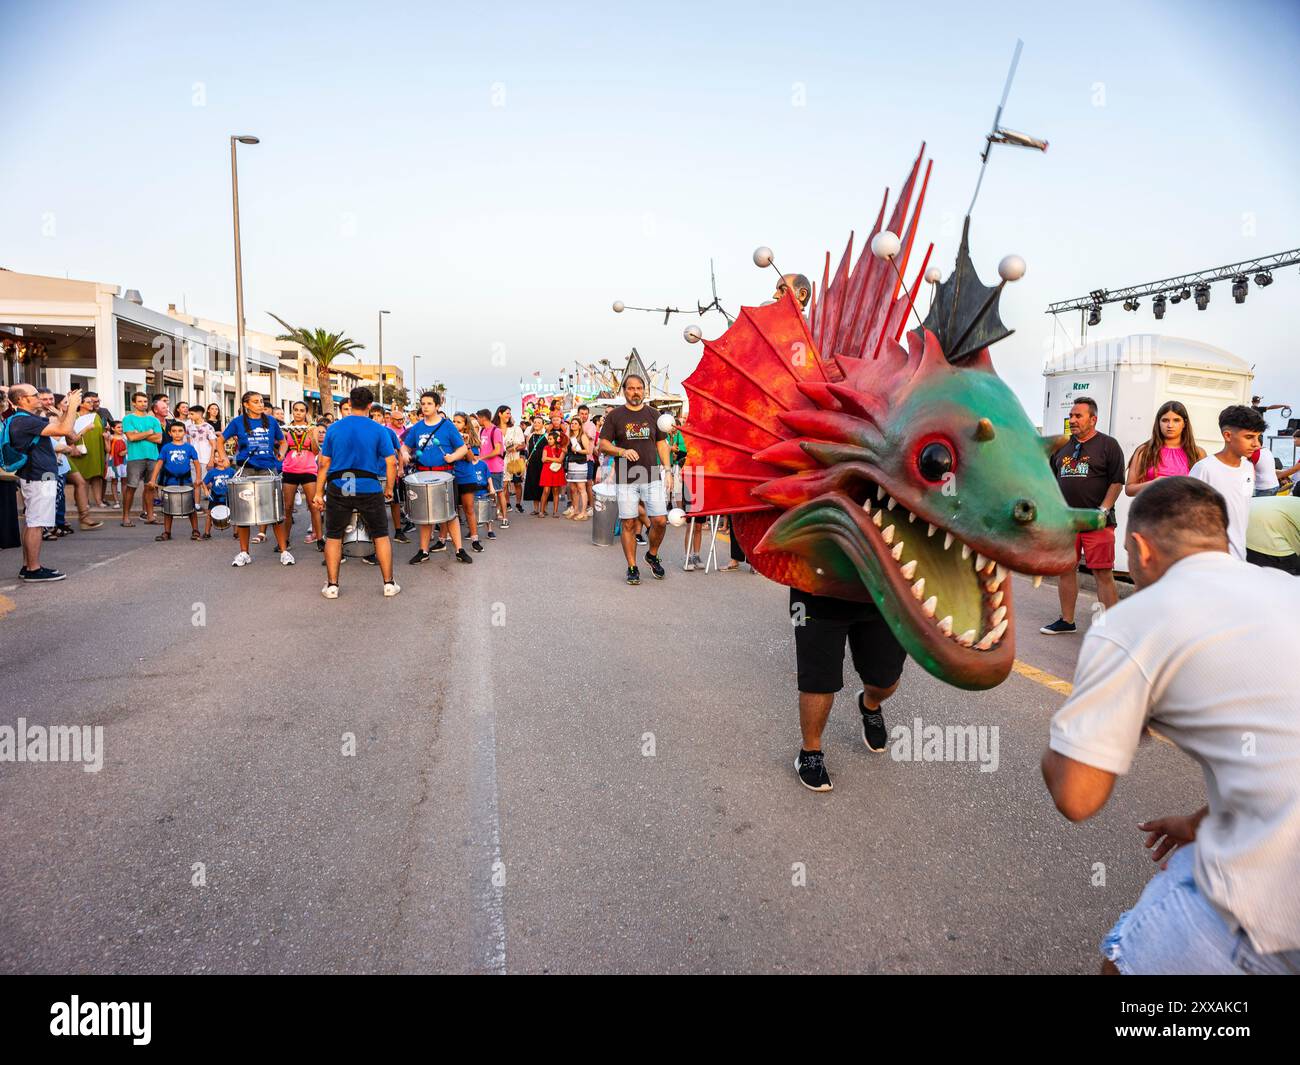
[917,440,955,483]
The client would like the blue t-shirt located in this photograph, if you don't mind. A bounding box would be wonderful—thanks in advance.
[321,415,395,495]
[403,417,464,470]
[224,413,283,470]
[158,441,198,483]
[6,411,57,482]
[203,465,236,502]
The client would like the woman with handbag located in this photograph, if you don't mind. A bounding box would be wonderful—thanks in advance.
[522,413,547,515]
[497,405,526,516]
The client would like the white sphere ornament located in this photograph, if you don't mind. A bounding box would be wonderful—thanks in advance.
[753,246,774,268]
[667,507,686,527]
[683,324,702,344]
[657,411,676,432]
[612,300,625,313]
[870,230,901,261]
[925,266,942,285]
[998,254,1026,282]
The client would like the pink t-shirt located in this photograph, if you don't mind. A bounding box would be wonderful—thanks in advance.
[1145,446,1191,481]
[480,423,504,474]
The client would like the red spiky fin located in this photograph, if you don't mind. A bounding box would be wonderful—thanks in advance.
[681,292,823,515]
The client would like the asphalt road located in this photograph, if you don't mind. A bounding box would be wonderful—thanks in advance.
[0,501,1201,973]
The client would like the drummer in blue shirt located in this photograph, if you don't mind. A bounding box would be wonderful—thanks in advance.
[216,390,293,567]
[146,421,201,542]
[401,390,474,566]
[312,385,401,599]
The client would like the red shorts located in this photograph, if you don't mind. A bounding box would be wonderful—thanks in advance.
[1075,527,1115,570]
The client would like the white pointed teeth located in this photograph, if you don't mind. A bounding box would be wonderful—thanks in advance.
[927,522,937,537]
[995,563,1008,583]
[921,596,937,618]
[862,498,872,514]
[961,543,971,560]
[975,552,987,570]
[891,541,905,561]
[991,605,1007,626]
[975,632,997,651]
[957,629,976,647]
[990,619,1008,642]
[872,510,883,527]
[910,577,925,600]
[938,615,953,636]
[875,485,886,502]
[990,590,1004,609]
[881,524,895,544]
[900,559,918,580]
[1032,575,1043,588]
[887,496,897,511]
[943,531,954,550]
[908,511,916,523]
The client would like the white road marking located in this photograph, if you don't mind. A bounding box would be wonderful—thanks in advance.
[466,605,507,974]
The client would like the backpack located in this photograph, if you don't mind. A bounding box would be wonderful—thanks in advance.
[0,412,42,473]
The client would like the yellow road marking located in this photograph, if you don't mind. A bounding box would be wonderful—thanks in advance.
[0,594,13,621]
[1011,659,1073,696]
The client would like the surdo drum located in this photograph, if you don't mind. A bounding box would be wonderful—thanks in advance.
[404,471,456,525]
[161,485,195,516]
[340,511,376,557]
[228,473,285,527]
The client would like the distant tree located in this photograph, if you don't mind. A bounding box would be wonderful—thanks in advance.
[269,314,365,417]
[381,382,409,409]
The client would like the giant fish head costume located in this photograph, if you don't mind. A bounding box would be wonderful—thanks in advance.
[682,147,1103,690]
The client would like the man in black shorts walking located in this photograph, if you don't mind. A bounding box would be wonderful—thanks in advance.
[790,588,906,792]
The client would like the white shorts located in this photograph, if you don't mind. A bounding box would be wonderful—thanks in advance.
[20,478,58,528]
[616,478,667,520]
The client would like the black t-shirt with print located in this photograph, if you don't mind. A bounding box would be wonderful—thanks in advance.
[1050,431,1125,524]
[602,404,665,483]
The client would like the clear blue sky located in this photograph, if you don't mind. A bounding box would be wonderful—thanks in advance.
[4,0,1299,423]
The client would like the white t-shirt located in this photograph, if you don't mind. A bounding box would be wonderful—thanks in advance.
[1188,454,1255,559]
[1049,551,1300,954]
[1253,448,1280,492]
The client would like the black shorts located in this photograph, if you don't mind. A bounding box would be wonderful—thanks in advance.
[281,470,316,486]
[324,486,390,541]
[790,588,906,694]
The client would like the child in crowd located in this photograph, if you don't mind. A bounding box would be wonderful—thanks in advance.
[1188,404,1265,561]
[105,423,127,507]
[201,449,235,540]
[147,421,200,541]
[539,430,566,517]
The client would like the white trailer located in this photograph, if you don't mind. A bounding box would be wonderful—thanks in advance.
[1042,334,1253,572]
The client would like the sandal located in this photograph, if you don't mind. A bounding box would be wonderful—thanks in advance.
[251,533,266,544]
[201,532,212,540]
[191,530,202,541]
[120,520,136,528]
[155,532,171,542]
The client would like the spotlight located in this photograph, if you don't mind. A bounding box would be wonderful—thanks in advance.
[1153,294,1167,320]
[1194,283,1210,310]
[1179,287,1191,300]
[1123,298,1141,312]
[1255,271,1273,287]
[1170,292,1182,304]
[1232,275,1248,303]
[1087,304,1101,327]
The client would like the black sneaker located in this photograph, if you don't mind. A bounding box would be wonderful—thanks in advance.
[795,749,833,792]
[635,532,647,545]
[401,521,415,534]
[409,550,430,565]
[644,552,665,580]
[500,519,510,530]
[470,539,483,552]
[22,566,67,583]
[316,539,325,552]
[455,548,473,564]
[486,530,497,540]
[430,538,448,553]
[1039,618,1077,635]
[858,692,888,752]
[394,531,411,544]
[515,503,523,513]
[361,554,378,566]
[626,565,640,585]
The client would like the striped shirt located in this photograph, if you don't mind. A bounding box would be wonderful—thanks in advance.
[1049,550,1300,954]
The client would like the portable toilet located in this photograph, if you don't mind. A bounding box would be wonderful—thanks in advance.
[1042,334,1253,572]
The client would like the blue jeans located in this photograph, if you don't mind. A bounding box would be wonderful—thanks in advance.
[55,473,66,527]
[1102,846,1300,974]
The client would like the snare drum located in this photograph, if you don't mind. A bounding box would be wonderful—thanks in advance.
[404,471,456,525]
[209,504,232,529]
[473,494,495,525]
[341,510,374,557]
[228,473,284,527]
[161,485,195,516]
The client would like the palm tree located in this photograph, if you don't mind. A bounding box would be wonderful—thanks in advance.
[269,313,365,417]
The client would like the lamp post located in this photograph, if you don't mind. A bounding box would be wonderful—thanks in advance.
[229,135,259,401]
[378,309,390,409]
[411,354,421,398]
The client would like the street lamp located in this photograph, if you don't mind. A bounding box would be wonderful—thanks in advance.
[378,309,390,409]
[229,135,259,402]
[411,354,421,398]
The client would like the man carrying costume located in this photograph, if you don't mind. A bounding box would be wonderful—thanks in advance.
[681,147,1104,792]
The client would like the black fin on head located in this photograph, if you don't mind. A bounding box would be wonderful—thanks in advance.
[919,216,1013,364]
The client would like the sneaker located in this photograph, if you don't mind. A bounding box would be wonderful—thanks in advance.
[563,506,574,517]
[795,749,833,792]
[683,555,696,572]
[455,548,473,564]
[361,554,378,566]
[500,519,510,530]
[859,692,888,753]
[471,539,483,553]
[486,530,497,540]
[21,566,67,583]
[429,539,448,553]
[635,532,648,545]
[401,521,415,534]
[515,503,524,513]
[645,552,665,580]
[232,551,252,567]
[280,550,295,566]
[690,553,704,570]
[409,550,430,565]
[383,581,401,597]
[394,532,411,545]
[316,539,325,552]
[1039,618,1078,635]
[321,582,339,599]
[626,565,640,585]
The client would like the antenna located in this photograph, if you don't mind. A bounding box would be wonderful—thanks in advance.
[967,39,1048,216]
